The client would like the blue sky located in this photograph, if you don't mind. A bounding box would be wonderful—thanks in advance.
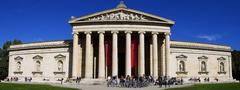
[0,0,239,50]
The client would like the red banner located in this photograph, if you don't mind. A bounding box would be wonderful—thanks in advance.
[131,38,138,69]
[105,40,112,67]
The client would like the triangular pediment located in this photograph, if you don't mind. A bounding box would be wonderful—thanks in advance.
[217,57,226,60]
[176,55,188,58]
[14,56,23,60]
[69,8,175,25]
[54,54,66,59]
[198,56,208,59]
[33,55,43,60]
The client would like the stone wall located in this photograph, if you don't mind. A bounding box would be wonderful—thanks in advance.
[170,47,232,82]
[8,47,71,82]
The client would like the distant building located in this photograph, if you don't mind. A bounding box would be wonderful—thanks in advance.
[8,2,234,83]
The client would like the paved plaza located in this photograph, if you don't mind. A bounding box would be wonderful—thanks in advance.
[52,83,193,90]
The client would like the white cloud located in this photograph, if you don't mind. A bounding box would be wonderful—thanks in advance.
[197,34,221,41]
[34,37,44,42]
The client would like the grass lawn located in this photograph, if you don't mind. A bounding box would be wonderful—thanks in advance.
[166,83,240,90]
[0,83,79,90]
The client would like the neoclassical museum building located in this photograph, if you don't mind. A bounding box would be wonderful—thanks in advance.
[8,2,234,83]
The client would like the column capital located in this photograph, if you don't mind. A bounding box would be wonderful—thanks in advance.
[72,32,79,35]
[152,32,159,35]
[111,31,119,34]
[98,31,105,34]
[125,31,132,34]
[164,32,171,36]
[84,31,92,34]
[138,31,146,34]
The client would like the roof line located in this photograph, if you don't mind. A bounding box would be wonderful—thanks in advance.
[171,40,230,47]
[12,39,73,46]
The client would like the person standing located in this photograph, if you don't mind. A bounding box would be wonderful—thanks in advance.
[180,78,183,85]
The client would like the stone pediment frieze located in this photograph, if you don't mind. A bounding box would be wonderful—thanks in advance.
[87,11,147,21]
[69,8,175,25]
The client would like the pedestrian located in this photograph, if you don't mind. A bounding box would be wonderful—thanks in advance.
[180,78,183,85]
[25,77,27,82]
[158,76,163,88]
[76,77,78,84]
[60,78,64,84]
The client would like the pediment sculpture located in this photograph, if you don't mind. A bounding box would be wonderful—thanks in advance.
[88,11,147,21]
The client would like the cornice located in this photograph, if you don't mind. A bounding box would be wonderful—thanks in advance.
[171,41,232,52]
[8,40,72,51]
[8,40,232,52]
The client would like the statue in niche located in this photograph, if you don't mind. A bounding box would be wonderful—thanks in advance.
[201,62,206,72]
[58,61,63,72]
[36,61,41,71]
[220,62,224,72]
[17,62,21,71]
[179,61,184,72]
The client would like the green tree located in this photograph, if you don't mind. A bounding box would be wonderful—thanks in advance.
[232,50,240,80]
[0,39,22,80]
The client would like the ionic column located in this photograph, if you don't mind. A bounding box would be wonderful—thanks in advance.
[125,31,132,76]
[138,31,145,76]
[112,31,118,77]
[165,32,170,76]
[152,32,158,78]
[161,40,165,76]
[98,31,105,79]
[150,44,153,76]
[85,32,92,78]
[72,32,79,78]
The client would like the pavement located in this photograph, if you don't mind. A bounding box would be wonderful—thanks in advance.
[2,81,193,90]
[51,83,193,90]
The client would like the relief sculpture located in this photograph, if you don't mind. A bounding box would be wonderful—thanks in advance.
[88,11,147,21]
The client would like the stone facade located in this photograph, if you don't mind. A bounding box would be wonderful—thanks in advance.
[8,40,233,83]
[8,2,234,83]
[8,42,72,82]
[170,41,232,82]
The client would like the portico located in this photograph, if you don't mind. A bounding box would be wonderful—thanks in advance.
[71,31,171,79]
[70,2,174,79]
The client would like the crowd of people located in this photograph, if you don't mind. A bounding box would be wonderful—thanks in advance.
[6,75,186,88]
[188,77,218,83]
[6,77,33,82]
[6,77,19,82]
[107,75,184,88]
[24,77,32,82]
[75,77,81,84]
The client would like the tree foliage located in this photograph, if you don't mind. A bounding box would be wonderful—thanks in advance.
[232,50,240,80]
[0,39,22,80]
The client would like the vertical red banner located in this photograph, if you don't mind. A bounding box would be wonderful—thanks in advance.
[131,38,138,70]
[105,40,112,68]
